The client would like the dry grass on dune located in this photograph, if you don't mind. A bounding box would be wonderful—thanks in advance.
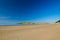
[0,24,60,40]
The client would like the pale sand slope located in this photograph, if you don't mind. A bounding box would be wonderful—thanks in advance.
[0,24,60,40]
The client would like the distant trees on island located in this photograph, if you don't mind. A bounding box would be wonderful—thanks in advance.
[18,22,33,24]
[18,22,49,24]
[56,20,60,23]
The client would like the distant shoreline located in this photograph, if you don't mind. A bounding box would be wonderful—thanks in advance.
[0,24,50,27]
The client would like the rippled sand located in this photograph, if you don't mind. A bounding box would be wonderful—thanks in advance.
[0,24,60,40]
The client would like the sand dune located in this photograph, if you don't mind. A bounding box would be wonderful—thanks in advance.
[0,24,60,40]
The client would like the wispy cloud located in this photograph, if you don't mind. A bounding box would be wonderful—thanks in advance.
[0,16,9,18]
[0,16,19,19]
[0,16,19,25]
[0,20,18,25]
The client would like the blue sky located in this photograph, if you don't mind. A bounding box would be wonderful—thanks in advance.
[0,0,60,25]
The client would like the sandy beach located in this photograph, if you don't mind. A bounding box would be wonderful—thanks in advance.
[0,24,60,40]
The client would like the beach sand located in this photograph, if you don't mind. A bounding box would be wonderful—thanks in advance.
[0,24,60,40]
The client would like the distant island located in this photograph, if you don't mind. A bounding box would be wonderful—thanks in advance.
[17,20,60,25]
[18,22,49,25]
[55,20,60,24]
